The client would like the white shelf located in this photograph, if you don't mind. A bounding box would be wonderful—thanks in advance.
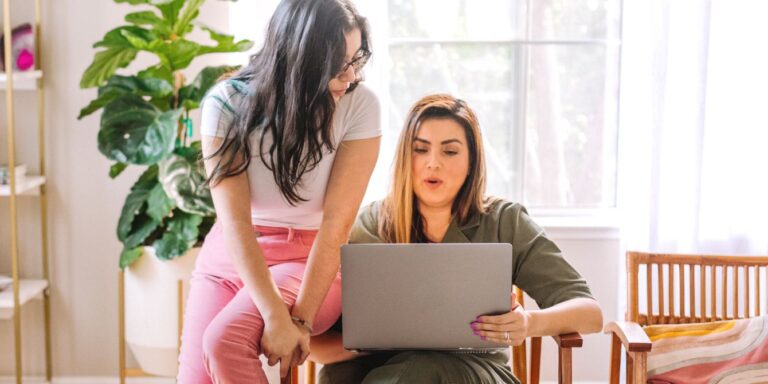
[0,175,46,196]
[0,279,48,319]
[0,70,43,90]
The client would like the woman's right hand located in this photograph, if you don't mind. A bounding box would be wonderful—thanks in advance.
[261,315,310,378]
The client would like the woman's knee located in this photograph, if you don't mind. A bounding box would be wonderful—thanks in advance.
[201,319,256,365]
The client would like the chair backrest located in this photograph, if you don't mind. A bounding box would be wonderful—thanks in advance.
[626,251,768,326]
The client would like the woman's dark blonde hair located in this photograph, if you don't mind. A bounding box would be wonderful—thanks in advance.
[378,94,492,243]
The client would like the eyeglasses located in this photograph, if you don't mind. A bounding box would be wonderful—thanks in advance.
[337,50,370,78]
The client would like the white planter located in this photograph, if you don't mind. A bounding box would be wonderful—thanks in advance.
[124,246,199,377]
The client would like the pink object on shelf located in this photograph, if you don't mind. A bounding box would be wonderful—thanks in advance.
[0,23,35,72]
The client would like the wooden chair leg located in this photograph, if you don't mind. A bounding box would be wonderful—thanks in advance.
[625,351,634,384]
[631,352,647,384]
[306,361,316,384]
[609,334,621,384]
[512,342,528,384]
[530,337,541,384]
[558,347,572,384]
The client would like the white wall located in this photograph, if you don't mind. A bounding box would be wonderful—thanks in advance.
[0,1,620,381]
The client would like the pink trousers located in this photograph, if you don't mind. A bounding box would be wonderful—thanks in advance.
[177,223,342,383]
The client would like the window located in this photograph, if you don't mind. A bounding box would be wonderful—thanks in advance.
[229,0,622,210]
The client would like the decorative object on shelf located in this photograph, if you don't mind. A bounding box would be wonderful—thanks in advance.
[0,163,27,185]
[78,0,253,268]
[0,275,11,291]
[0,23,35,72]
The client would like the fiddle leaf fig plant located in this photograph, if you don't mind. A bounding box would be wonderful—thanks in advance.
[79,0,252,268]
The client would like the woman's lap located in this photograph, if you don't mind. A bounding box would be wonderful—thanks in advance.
[319,350,518,384]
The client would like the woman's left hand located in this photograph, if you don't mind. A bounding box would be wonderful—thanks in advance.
[471,293,531,346]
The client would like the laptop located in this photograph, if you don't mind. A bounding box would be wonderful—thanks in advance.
[341,243,512,351]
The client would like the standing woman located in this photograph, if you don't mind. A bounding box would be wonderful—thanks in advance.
[177,0,380,382]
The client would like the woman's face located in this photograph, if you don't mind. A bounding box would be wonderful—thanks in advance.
[411,118,471,212]
[329,28,362,102]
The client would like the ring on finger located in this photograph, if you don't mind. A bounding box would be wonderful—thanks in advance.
[505,331,510,341]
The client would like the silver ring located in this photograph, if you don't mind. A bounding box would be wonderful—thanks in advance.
[504,331,510,341]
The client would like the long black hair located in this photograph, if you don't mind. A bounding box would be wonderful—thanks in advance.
[206,0,371,205]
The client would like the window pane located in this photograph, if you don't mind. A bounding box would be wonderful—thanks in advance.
[388,0,525,40]
[530,0,615,40]
[388,0,616,40]
[523,44,618,208]
[388,43,524,198]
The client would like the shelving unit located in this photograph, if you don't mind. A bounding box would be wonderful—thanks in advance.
[1,0,52,383]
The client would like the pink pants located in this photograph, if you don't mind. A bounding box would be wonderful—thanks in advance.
[177,223,342,384]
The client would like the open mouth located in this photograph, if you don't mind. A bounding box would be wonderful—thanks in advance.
[424,177,443,187]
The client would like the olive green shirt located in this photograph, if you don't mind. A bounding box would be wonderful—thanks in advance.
[348,199,594,309]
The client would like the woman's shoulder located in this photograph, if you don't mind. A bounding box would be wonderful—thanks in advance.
[480,197,528,222]
[349,200,384,243]
[337,83,380,114]
[203,80,249,113]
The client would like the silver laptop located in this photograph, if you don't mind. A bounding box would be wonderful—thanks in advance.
[341,243,512,351]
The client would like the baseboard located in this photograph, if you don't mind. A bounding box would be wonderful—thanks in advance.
[1,377,603,384]
[0,377,174,384]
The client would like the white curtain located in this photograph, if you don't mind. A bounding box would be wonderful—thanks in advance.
[619,0,768,255]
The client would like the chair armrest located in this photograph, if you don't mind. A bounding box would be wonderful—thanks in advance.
[552,332,583,348]
[603,321,652,352]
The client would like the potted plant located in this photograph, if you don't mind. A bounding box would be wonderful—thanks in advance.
[78,0,252,376]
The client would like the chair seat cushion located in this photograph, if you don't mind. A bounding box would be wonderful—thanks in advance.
[644,316,768,383]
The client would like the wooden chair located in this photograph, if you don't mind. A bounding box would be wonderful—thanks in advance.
[286,286,583,384]
[605,251,768,384]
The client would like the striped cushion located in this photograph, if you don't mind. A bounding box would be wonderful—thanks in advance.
[645,316,768,383]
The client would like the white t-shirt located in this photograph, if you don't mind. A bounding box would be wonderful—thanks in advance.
[200,80,381,230]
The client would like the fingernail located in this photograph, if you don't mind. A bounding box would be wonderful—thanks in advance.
[481,336,486,340]
[470,323,477,330]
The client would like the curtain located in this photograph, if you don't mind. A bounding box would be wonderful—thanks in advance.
[619,0,768,255]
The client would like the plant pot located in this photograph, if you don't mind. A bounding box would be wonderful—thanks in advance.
[124,246,199,377]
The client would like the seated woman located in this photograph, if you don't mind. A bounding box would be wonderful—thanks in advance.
[310,94,604,384]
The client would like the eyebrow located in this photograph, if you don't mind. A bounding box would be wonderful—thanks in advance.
[414,137,463,145]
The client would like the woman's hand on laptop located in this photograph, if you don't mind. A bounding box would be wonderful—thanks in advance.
[470,293,530,346]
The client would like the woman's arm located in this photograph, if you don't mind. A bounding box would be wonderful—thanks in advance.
[473,297,603,346]
[291,137,381,329]
[202,136,306,377]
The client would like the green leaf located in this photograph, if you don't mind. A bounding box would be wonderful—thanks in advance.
[94,26,154,49]
[107,75,174,97]
[98,95,181,165]
[119,247,144,269]
[138,65,174,84]
[153,210,202,260]
[121,28,153,50]
[146,182,175,221]
[178,65,238,108]
[173,0,204,36]
[116,168,165,257]
[158,144,215,216]
[79,75,173,119]
[154,0,185,29]
[125,11,171,35]
[110,162,128,178]
[198,25,254,55]
[80,47,138,88]
[155,39,201,70]
[79,88,124,119]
